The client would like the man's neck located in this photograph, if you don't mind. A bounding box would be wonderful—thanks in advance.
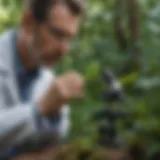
[16,29,38,70]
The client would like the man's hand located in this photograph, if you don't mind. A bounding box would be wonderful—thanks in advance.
[38,71,84,115]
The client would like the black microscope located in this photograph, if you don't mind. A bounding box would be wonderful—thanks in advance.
[93,69,128,148]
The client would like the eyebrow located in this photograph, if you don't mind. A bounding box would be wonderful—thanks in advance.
[48,25,76,38]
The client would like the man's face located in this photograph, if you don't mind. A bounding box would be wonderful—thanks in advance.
[26,4,80,67]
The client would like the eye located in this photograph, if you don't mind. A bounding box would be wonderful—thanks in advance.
[47,24,75,40]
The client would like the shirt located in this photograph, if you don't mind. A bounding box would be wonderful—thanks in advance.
[0,30,62,159]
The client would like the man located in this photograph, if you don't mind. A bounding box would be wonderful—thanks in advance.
[0,0,84,158]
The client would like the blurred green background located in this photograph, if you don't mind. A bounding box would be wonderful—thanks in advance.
[0,0,160,159]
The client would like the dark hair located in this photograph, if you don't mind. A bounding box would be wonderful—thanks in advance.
[28,0,85,22]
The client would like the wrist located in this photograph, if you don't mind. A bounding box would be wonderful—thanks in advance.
[37,98,50,116]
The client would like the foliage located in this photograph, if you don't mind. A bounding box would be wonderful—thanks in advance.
[0,0,160,159]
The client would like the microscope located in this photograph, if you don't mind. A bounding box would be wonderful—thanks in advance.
[93,69,128,148]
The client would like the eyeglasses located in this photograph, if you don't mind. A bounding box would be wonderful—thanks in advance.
[44,22,75,42]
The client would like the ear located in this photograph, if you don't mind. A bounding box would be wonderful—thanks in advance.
[20,11,35,34]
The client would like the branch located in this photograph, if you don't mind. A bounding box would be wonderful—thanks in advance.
[114,0,128,51]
